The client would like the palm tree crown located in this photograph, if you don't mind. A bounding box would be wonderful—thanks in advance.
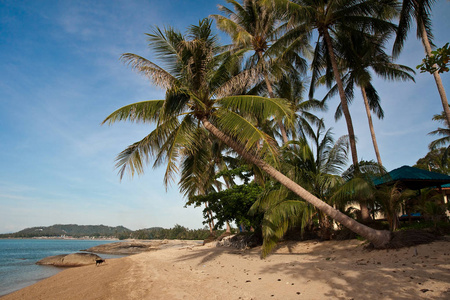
[105,17,393,249]
[103,19,291,185]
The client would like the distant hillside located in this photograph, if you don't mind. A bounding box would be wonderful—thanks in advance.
[0,224,131,238]
[0,224,217,240]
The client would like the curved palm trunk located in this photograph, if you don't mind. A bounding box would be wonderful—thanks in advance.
[201,117,391,248]
[361,87,383,169]
[257,51,289,144]
[420,25,450,126]
[322,29,370,221]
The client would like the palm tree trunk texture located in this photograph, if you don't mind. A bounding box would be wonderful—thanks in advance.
[322,28,371,222]
[204,202,214,233]
[361,87,383,168]
[420,24,450,126]
[226,221,231,233]
[257,51,289,144]
[322,29,359,167]
[201,118,391,248]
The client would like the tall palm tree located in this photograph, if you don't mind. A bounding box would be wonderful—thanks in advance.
[211,0,310,144]
[326,30,415,169]
[394,0,450,126]
[265,0,397,171]
[104,19,392,247]
[266,0,397,221]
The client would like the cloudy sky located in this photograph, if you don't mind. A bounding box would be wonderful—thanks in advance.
[0,0,449,233]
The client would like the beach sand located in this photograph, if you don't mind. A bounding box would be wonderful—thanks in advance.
[2,238,449,300]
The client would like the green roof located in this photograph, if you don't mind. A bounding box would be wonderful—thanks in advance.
[373,165,450,190]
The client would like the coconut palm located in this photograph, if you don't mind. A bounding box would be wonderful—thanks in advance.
[265,0,397,171]
[104,19,392,247]
[427,108,450,169]
[429,109,450,150]
[211,0,310,144]
[266,0,397,221]
[393,0,450,126]
[178,129,226,232]
[325,30,415,169]
[251,125,348,256]
[272,73,325,141]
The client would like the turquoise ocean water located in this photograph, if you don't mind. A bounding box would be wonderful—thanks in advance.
[0,239,123,296]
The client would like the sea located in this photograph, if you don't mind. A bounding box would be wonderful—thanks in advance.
[0,239,125,296]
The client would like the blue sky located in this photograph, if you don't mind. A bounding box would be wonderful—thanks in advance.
[0,0,449,233]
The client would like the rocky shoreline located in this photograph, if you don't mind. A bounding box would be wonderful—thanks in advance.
[34,240,204,268]
[36,253,103,267]
[83,239,203,255]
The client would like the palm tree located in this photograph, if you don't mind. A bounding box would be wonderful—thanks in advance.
[211,0,310,144]
[394,0,450,126]
[178,129,225,233]
[427,108,450,169]
[428,109,450,150]
[272,73,325,141]
[266,0,397,221]
[251,125,348,256]
[103,19,392,247]
[326,30,415,169]
[265,0,397,170]
[334,166,414,232]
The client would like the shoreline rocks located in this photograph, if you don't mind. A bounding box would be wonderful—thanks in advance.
[83,240,203,255]
[82,241,162,255]
[36,253,103,267]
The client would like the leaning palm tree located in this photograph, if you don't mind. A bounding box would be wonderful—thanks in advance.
[104,19,392,247]
[211,0,310,144]
[325,30,415,169]
[251,126,348,257]
[394,0,450,126]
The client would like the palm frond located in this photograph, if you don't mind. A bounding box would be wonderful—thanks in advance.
[120,53,178,89]
[102,100,165,125]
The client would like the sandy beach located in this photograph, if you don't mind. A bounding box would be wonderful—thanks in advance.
[2,238,449,300]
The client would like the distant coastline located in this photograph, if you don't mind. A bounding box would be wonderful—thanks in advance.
[0,224,218,241]
[0,236,119,240]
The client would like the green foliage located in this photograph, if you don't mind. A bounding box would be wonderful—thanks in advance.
[253,128,349,257]
[399,221,450,233]
[2,224,131,238]
[417,43,450,74]
[188,182,264,230]
[414,148,450,175]
[130,225,215,240]
[374,184,416,231]
[104,18,294,187]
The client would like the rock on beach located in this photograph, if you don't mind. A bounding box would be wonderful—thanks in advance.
[36,253,103,267]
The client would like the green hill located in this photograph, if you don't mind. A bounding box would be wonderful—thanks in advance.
[0,224,131,238]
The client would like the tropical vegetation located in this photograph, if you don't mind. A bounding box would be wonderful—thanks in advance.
[104,0,449,256]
